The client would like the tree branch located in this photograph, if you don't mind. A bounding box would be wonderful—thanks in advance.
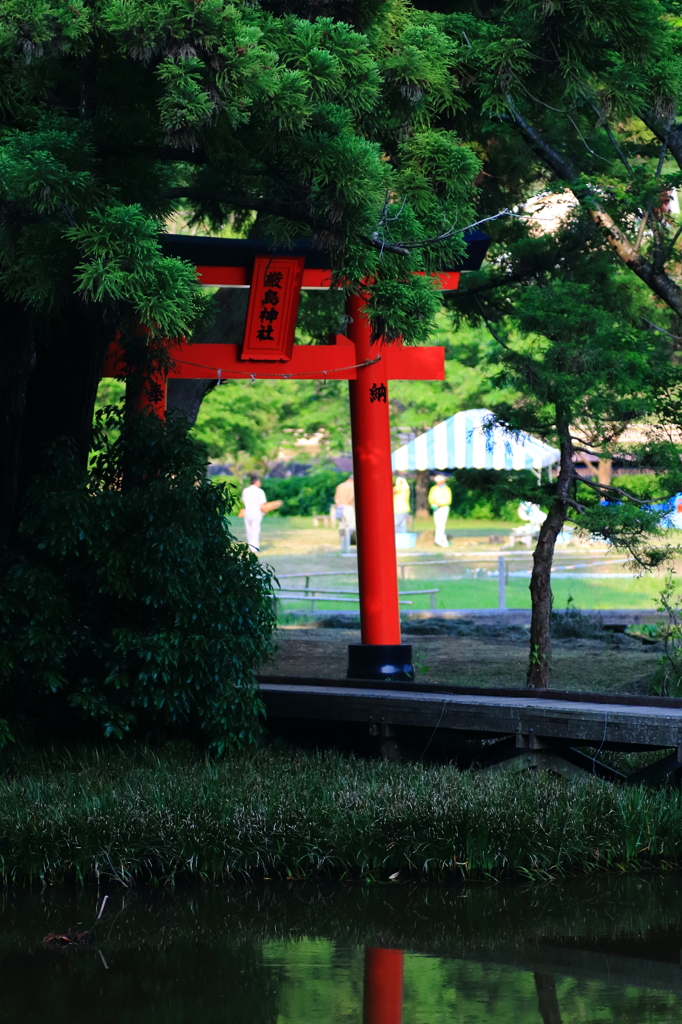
[456,271,529,297]
[164,186,339,236]
[570,444,608,457]
[370,208,516,255]
[642,317,682,342]
[506,96,682,318]
[166,187,506,261]
[592,104,634,174]
[640,109,682,174]
[664,223,682,264]
[570,473,660,505]
[474,296,513,350]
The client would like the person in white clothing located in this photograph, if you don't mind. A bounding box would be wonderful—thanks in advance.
[241,474,267,552]
[428,474,452,547]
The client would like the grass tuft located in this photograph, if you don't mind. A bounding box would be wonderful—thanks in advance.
[1,747,681,884]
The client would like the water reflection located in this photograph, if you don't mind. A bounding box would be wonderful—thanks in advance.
[364,948,403,1024]
[0,877,681,1022]
[534,973,563,1024]
[361,951,567,1024]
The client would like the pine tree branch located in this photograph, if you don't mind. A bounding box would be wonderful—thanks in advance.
[164,187,337,234]
[370,209,516,254]
[570,443,609,457]
[506,96,682,318]
[640,109,682,174]
[570,473,655,505]
[456,271,528,296]
[642,318,682,342]
[591,104,634,174]
[165,186,418,255]
[474,296,513,351]
[166,187,505,259]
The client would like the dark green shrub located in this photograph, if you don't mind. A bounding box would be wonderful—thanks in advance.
[0,407,276,750]
[443,469,534,520]
[263,467,534,520]
[551,599,604,639]
[262,469,342,516]
[650,573,682,698]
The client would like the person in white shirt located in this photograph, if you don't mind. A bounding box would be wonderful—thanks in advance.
[241,474,268,552]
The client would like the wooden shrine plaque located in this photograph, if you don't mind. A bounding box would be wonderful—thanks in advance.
[241,256,305,361]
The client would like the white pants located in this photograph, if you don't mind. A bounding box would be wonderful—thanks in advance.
[433,505,450,546]
[394,512,409,533]
[244,515,263,552]
[340,505,356,529]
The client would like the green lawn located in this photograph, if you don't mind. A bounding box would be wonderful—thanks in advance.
[409,516,521,536]
[229,514,523,556]
[228,513,669,613]
[277,574,661,613]
[419,575,660,611]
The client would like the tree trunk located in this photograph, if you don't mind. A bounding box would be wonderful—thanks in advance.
[414,469,430,518]
[167,378,218,427]
[527,424,572,689]
[0,301,37,539]
[1,299,117,538]
[167,288,249,429]
[20,300,115,476]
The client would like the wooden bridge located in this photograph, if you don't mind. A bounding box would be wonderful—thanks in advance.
[259,675,682,784]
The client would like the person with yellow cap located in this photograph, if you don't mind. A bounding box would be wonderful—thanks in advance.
[428,474,452,547]
[393,474,411,532]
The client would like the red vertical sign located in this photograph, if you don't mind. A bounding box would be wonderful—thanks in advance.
[241,256,305,361]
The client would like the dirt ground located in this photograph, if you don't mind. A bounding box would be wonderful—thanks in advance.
[263,626,663,695]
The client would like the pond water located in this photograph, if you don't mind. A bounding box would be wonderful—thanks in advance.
[2,876,682,1023]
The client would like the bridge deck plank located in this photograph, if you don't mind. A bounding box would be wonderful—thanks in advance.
[259,681,682,749]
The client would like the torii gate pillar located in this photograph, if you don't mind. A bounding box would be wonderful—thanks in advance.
[347,294,410,680]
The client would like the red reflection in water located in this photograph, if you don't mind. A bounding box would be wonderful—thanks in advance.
[363,948,404,1024]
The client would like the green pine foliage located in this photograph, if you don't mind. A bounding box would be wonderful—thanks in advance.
[489,270,676,559]
[0,408,275,750]
[0,0,483,342]
[429,0,682,322]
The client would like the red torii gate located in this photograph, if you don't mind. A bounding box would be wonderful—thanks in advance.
[103,233,490,681]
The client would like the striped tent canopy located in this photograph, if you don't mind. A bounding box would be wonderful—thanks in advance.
[391,409,560,473]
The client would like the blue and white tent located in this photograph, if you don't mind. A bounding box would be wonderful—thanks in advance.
[391,408,560,474]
